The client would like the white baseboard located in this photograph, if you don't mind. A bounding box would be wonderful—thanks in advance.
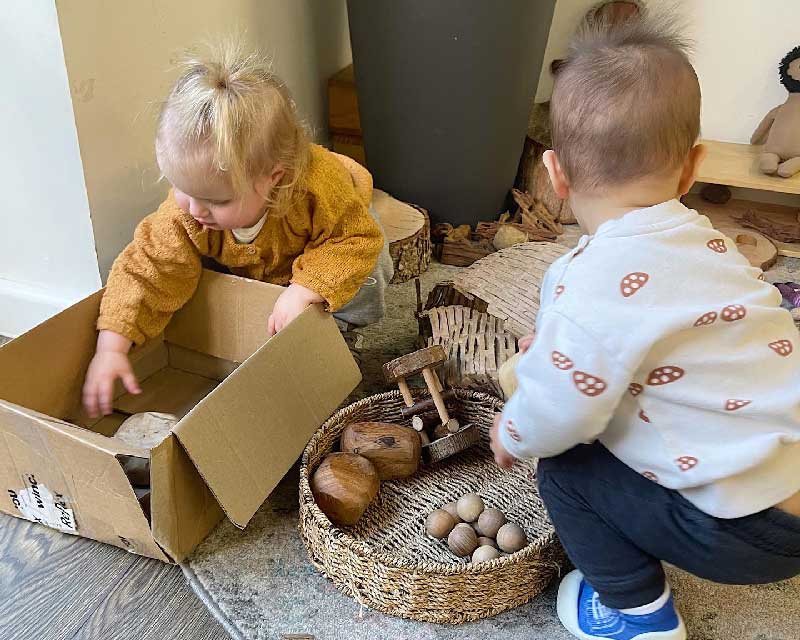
[0,279,77,338]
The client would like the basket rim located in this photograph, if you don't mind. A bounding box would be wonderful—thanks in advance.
[299,388,561,577]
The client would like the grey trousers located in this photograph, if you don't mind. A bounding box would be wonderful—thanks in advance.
[333,204,394,329]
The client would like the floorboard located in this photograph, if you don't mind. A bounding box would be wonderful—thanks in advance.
[0,513,229,640]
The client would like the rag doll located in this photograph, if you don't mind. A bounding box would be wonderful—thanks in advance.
[751,45,800,178]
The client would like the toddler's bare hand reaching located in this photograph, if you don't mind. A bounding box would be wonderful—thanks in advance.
[519,332,535,354]
[490,413,516,470]
[82,330,140,418]
[268,283,325,335]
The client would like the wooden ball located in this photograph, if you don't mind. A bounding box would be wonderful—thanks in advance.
[496,522,528,553]
[456,493,485,522]
[310,453,379,526]
[477,508,507,538]
[472,545,501,564]
[447,523,478,557]
[442,501,463,524]
[477,536,497,548]
[340,422,421,480]
[426,509,456,539]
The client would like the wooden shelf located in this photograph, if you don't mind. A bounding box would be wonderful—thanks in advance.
[698,140,800,195]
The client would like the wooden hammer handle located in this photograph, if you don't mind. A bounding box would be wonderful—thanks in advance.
[400,389,457,418]
[422,368,451,425]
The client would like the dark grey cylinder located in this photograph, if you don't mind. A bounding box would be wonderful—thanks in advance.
[347,0,555,226]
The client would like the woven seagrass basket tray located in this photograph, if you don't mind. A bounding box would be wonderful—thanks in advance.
[299,389,566,624]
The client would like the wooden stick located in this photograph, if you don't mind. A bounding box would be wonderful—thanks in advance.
[400,389,457,418]
[396,378,414,407]
[422,367,451,425]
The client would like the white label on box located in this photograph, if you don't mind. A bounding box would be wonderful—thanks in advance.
[7,474,77,533]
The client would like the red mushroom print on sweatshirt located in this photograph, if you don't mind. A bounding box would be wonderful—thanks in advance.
[721,305,746,322]
[642,471,659,482]
[725,399,751,411]
[551,351,575,370]
[706,239,727,253]
[694,311,717,327]
[646,366,685,386]
[620,272,650,297]
[768,339,793,357]
[554,284,565,298]
[629,383,643,396]
[638,410,651,423]
[572,371,607,397]
[505,420,522,442]
[675,456,698,471]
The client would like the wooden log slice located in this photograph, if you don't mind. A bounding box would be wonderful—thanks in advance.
[372,188,432,283]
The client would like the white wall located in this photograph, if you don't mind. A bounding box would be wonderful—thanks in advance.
[0,3,101,337]
[56,0,352,280]
[535,0,800,144]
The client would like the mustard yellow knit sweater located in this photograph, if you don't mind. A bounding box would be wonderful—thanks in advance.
[98,145,383,345]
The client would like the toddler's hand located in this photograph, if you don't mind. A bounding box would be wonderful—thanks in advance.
[490,413,516,470]
[82,332,140,418]
[519,332,535,354]
[268,283,325,335]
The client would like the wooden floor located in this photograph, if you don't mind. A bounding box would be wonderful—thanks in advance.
[0,513,230,640]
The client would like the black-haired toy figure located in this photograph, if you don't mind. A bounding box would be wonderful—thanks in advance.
[751,45,800,178]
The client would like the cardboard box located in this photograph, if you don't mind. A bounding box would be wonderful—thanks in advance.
[0,270,360,562]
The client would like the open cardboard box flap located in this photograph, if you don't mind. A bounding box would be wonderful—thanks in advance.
[162,272,361,528]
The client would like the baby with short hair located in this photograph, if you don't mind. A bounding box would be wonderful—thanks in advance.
[489,15,800,640]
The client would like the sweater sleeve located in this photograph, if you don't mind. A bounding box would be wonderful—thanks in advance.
[290,187,384,312]
[498,309,633,460]
[97,201,203,345]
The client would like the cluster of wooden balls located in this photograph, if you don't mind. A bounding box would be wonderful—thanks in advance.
[425,493,528,563]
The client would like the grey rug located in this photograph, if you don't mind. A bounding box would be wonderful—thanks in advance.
[183,249,800,640]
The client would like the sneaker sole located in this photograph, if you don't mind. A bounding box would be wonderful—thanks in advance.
[556,570,687,640]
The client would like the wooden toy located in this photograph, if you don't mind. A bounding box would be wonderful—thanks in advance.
[477,536,497,549]
[310,453,379,526]
[456,493,485,523]
[383,345,459,433]
[472,545,501,564]
[340,422,421,480]
[496,522,528,553]
[426,509,457,539]
[477,508,507,538]
[383,346,481,463]
[442,501,463,524]
[447,523,478,557]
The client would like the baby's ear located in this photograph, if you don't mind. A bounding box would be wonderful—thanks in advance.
[542,151,570,199]
[677,144,708,197]
[254,164,286,200]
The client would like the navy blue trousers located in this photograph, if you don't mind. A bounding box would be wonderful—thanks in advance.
[537,442,800,609]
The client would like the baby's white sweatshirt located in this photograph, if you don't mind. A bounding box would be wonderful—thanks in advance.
[499,199,800,518]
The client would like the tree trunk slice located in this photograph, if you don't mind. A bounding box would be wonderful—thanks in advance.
[372,188,432,283]
[418,305,519,397]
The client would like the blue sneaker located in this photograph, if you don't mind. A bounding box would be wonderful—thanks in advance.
[556,570,686,639]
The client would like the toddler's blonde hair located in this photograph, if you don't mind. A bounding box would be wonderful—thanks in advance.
[156,39,309,210]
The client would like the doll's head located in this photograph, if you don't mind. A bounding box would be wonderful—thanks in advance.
[156,39,309,230]
[779,45,800,94]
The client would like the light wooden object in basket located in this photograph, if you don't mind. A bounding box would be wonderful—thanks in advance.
[372,188,432,282]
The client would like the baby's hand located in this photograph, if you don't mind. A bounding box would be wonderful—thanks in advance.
[82,331,140,418]
[268,283,325,335]
[490,413,516,470]
[519,332,535,354]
